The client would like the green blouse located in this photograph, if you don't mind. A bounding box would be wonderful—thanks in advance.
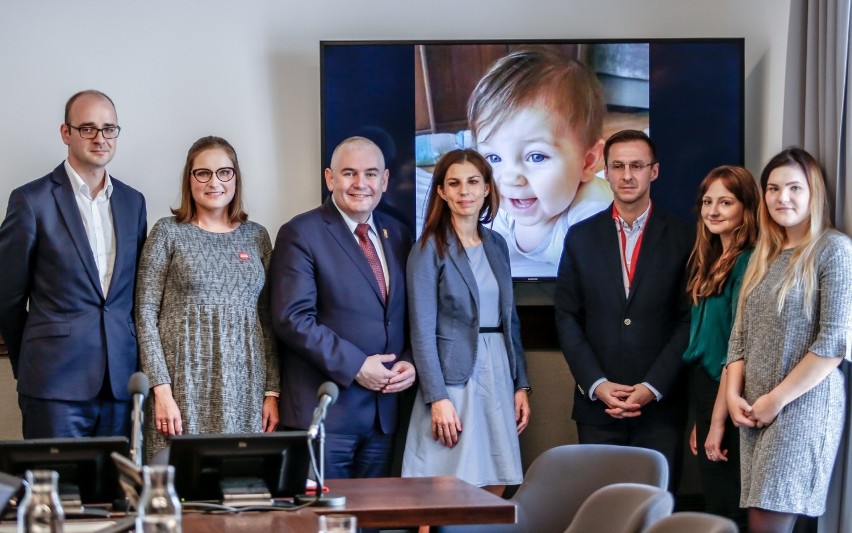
[682,250,753,381]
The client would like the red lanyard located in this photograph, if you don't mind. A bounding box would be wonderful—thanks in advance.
[612,204,651,289]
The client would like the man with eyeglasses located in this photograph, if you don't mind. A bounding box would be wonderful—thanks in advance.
[554,129,693,491]
[0,90,147,439]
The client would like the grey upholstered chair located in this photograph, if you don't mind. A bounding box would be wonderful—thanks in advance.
[435,443,669,533]
[563,483,673,533]
[643,511,739,533]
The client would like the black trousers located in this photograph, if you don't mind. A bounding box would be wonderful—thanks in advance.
[577,415,685,494]
[691,366,747,530]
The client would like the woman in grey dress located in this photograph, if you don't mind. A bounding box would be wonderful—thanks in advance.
[726,148,852,533]
[136,136,280,461]
[402,149,530,498]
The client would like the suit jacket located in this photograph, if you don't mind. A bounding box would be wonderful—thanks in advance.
[407,228,528,404]
[270,199,412,435]
[0,163,147,401]
[554,204,693,426]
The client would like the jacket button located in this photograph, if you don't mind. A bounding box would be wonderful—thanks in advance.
[623,318,631,326]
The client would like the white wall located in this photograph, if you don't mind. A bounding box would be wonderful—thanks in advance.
[0,0,790,233]
[0,1,790,441]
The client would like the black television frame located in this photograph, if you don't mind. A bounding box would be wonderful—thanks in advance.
[0,437,129,506]
[167,431,310,503]
[319,38,745,284]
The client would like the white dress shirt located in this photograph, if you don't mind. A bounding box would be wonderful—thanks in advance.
[331,197,390,293]
[65,160,116,297]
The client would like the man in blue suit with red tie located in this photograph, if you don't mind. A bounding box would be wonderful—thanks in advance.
[0,90,147,439]
[271,136,416,479]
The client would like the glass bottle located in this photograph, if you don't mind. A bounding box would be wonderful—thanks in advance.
[17,469,65,533]
[136,465,181,533]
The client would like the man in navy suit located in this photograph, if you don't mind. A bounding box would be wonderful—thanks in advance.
[271,137,416,479]
[555,130,692,490]
[0,90,147,439]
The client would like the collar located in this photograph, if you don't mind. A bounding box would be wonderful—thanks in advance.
[612,201,651,231]
[331,195,377,235]
[65,159,113,200]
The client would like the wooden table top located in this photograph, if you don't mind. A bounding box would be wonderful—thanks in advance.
[180,476,516,531]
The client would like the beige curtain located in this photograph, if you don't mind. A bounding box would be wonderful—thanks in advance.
[782,1,851,532]
[782,0,851,232]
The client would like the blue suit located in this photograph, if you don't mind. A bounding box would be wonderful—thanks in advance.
[0,163,147,437]
[270,199,411,478]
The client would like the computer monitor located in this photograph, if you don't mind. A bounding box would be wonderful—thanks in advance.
[0,437,129,506]
[168,431,310,504]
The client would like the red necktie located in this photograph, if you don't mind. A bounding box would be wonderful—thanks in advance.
[355,223,387,302]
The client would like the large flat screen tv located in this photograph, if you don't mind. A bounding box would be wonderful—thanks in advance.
[320,39,744,281]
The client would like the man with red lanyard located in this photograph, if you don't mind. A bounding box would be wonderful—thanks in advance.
[554,129,693,491]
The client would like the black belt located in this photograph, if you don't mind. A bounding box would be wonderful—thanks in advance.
[479,326,502,333]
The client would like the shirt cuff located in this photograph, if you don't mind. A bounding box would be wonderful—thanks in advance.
[642,382,662,401]
[589,378,607,401]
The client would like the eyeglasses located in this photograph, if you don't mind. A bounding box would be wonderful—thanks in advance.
[191,167,236,183]
[607,161,657,175]
[66,124,121,139]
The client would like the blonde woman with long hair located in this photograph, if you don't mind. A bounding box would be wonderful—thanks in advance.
[726,148,852,533]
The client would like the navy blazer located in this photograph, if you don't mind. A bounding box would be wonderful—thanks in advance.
[554,204,693,426]
[407,228,528,404]
[270,199,412,435]
[0,163,147,401]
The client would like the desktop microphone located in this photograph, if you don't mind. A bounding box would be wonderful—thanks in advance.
[307,382,339,440]
[128,372,150,467]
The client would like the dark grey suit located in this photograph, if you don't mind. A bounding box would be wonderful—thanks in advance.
[407,228,528,404]
[555,204,692,488]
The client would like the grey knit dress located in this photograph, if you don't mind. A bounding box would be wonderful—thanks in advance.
[136,217,280,461]
[727,231,852,515]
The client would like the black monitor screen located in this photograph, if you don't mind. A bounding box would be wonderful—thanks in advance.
[0,437,129,505]
[168,431,310,502]
[321,39,744,280]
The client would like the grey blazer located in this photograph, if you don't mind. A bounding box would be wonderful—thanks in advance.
[407,227,528,404]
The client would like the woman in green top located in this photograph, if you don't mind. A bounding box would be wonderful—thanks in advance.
[683,166,759,527]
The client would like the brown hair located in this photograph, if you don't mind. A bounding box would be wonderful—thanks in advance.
[172,136,248,224]
[468,47,605,150]
[64,90,116,124]
[603,129,657,165]
[686,166,760,305]
[420,149,500,258]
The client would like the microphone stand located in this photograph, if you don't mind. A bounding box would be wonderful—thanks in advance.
[295,422,346,507]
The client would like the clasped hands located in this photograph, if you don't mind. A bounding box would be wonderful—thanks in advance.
[728,392,782,429]
[355,353,416,393]
[596,381,655,419]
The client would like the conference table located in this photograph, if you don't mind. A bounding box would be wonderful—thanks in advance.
[182,476,517,532]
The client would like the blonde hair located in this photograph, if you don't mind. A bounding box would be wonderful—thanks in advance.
[467,46,605,150]
[735,148,831,329]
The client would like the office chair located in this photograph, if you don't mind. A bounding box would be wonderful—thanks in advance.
[564,483,672,533]
[436,443,669,533]
[643,511,738,533]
